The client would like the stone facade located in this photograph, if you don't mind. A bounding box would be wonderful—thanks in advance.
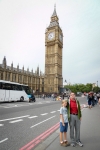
[44,6,63,93]
[0,56,45,93]
[0,6,63,94]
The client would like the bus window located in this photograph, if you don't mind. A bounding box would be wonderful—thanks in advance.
[5,83,12,90]
[0,82,2,89]
[2,83,6,89]
[12,84,16,90]
[0,83,12,90]
[11,84,22,91]
[17,85,22,91]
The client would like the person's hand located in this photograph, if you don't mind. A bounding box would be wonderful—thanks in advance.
[80,117,82,121]
[62,123,65,126]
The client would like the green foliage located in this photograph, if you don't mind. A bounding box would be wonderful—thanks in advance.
[64,83,98,94]
[93,87,100,93]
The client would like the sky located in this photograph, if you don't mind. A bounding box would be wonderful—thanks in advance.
[0,0,100,86]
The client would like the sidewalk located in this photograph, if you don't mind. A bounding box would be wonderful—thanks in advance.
[34,105,100,150]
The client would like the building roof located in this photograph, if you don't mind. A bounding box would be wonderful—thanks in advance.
[48,21,59,28]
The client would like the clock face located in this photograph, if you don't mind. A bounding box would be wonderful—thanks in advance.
[48,32,54,40]
[59,34,63,42]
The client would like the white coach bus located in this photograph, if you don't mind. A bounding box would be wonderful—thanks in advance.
[0,80,31,102]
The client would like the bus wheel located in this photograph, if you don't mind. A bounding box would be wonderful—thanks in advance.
[20,96,24,101]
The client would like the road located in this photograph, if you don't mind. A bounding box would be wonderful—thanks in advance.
[0,97,87,150]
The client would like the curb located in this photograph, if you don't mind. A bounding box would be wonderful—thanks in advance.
[33,129,59,150]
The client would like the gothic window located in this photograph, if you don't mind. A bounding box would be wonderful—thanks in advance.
[12,74,13,82]
[48,78,50,84]
[42,87,44,92]
[23,76,24,83]
[29,77,31,83]
[32,78,34,82]
[51,46,53,54]
[7,73,10,81]
[24,76,27,84]
[12,74,16,82]
[42,78,44,84]
[18,75,22,82]
[36,78,38,84]
[0,72,1,80]
[48,68,50,74]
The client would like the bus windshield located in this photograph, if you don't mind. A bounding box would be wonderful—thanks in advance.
[22,86,32,95]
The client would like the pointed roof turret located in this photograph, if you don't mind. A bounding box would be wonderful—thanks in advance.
[2,56,7,69]
[27,67,29,72]
[52,4,57,17]
[11,62,13,70]
[22,65,24,72]
[2,56,6,64]
[17,64,19,71]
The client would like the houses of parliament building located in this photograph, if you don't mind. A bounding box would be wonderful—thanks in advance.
[0,6,63,94]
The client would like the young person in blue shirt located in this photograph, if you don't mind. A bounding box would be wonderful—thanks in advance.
[60,99,70,147]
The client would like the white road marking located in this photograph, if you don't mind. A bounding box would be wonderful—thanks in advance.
[41,113,48,116]
[9,119,23,123]
[30,116,56,128]
[57,110,60,111]
[0,138,8,144]
[0,115,30,122]
[28,116,38,119]
[50,111,56,113]
[2,104,30,108]
[0,124,4,126]
[28,103,33,105]
[37,102,42,104]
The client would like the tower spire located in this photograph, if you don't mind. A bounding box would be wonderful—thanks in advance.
[52,4,57,17]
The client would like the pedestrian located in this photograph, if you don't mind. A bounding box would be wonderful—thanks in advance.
[98,97,100,107]
[97,93,100,106]
[94,93,97,105]
[62,93,64,99]
[60,99,70,147]
[51,93,54,101]
[42,94,45,100]
[67,92,83,147]
[87,92,92,109]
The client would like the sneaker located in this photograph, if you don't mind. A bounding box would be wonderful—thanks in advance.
[71,143,75,147]
[76,141,83,147]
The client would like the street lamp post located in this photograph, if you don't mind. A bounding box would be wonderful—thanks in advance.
[97,81,98,87]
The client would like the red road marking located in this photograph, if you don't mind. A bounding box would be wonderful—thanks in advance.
[19,122,59,150]
[27,140,40,150]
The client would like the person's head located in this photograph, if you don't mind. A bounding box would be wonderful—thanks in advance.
[70,92,76,100]
[89,92,92,96]
[62,99,68,107]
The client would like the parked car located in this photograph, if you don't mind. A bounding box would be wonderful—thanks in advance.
[77,92,82,96]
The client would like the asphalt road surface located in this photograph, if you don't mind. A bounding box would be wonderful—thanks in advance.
[0,97,87,150]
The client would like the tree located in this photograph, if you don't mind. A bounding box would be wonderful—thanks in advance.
[93,87,100,93]
[64,83,96,94]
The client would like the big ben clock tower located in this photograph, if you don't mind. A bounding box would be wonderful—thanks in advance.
[44,5,63,93]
